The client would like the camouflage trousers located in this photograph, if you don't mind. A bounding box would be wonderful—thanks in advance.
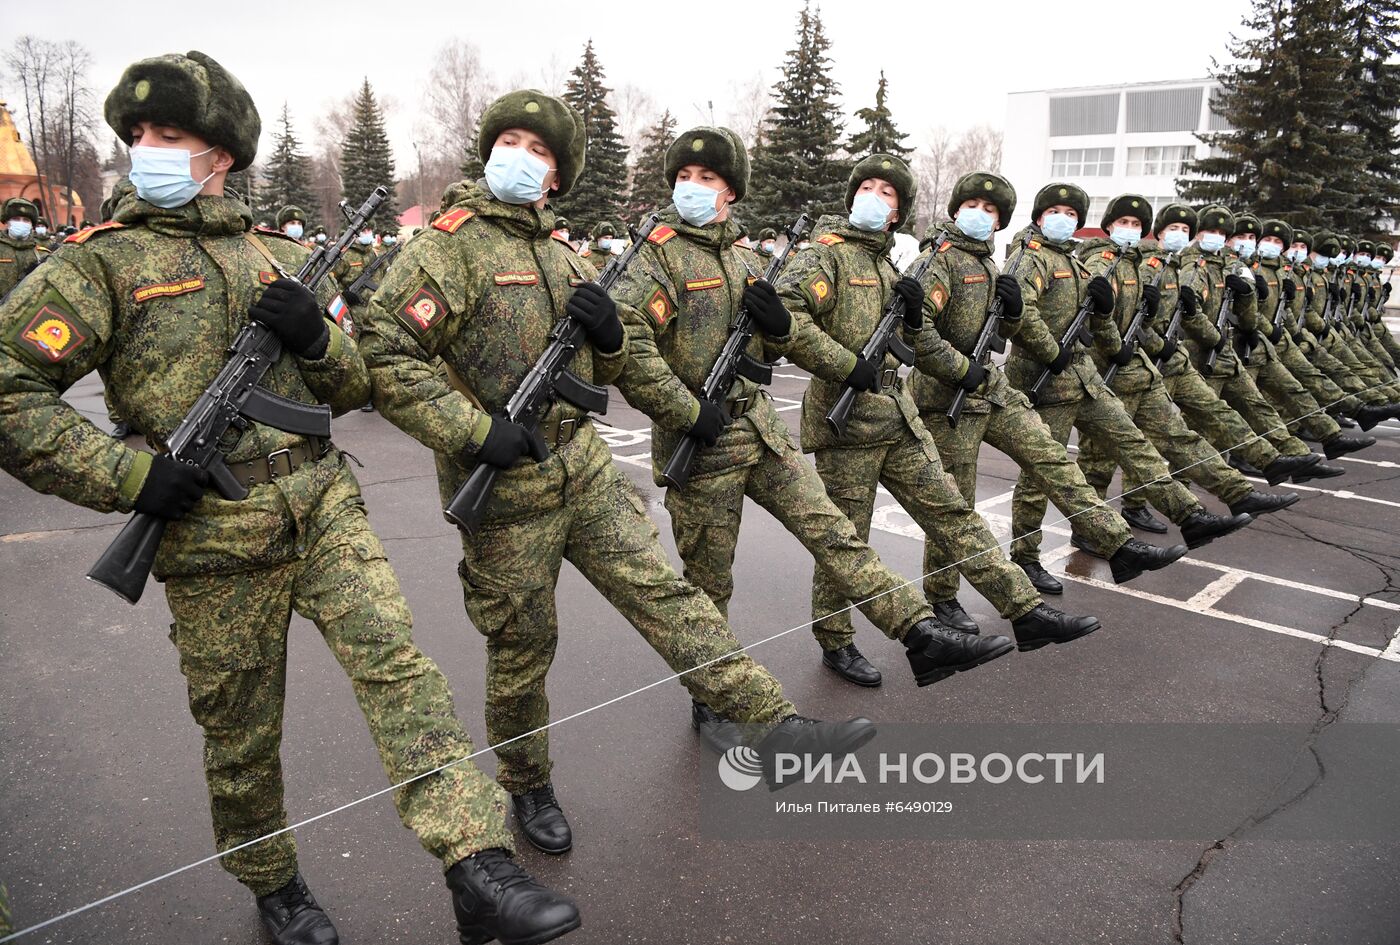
[810,422,1040,648]
[1010,386,1202,564]
[1245,352,1341,444]
[1342,331,1399,390]
[1206,367,1314,457]
[664,422,933,650]
[1117,357,1279,510]
[1361,327,1398,374]
[1277,336,1363,416]
[165,498,512,897]
[457,433,793,795]
[1377,323,1400,365]
[918,390,1131,604]
[1308,333,1397,405]
[1326,330,1400,400]
[0,880,10,937]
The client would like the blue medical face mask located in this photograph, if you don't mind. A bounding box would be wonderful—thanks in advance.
[1161,230,1191,253]
[484,145,554,204]
[129,144,216,208]
[284,223,304,240]
[1286,248,1306,264]
[357,232,374,246]
[7,219,33,240]
[954,206,995,241]
[596,237,612,251]
[1039,211,1077,242]
[1110,224,1142,249]
[315,233,326,243]
[1232,238,1256,259]
[1313,254,1330,269]
[673,180,725,227]
[1333,253,1349,265]
[1373,258,1386,269]
[1355,253,1372,266]
[1199,233,1227,253]
[761,241,776,254]
[34,225,47,237]
[848,191,894,232]
[1257,241,1282,259]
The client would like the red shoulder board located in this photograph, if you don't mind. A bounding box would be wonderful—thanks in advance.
[433,208,475,233]
[647,225,677,245]
[815,234,845,246]
[65,221,124,244]
[937,240,952,253]
[1027,239,1042,250]
[1100,250,1114,260]
[1283,264,1292,272]
[1146,256,1163,269]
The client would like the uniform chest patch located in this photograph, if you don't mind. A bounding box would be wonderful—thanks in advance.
[848,277,880,286]
[1052,270,1073,279]
[1146,257,1163,269]
[646,287,673,325]
[397,283,448,335]
[494,271,539,286]
[0,257,13,264]
[962,274,988,284]
[568,275,585,287]
[685,277,724,292]
[132,276,206,303]
[1121,279,1138,287]
[1101,251,1115,260]
[18,301,88,363]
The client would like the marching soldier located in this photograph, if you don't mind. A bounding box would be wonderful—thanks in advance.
[330,220,378,333]
[276,205,308,244]
[1004,184,1252,586]
[1301,232,1400,404]
[358,90,875,859]
[773,155,1101,651]
[612,127,981,698]
[1370,242,1400,364]
[906,172,1185,606]
[758,227,778,256]
[0,53,580,945]
[0,197,43,300]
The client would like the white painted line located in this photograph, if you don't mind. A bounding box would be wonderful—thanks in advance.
[1185,571,1248,610]
[1384,625,1400,661]
[1241,476,1400,510]
[613,452,653,468]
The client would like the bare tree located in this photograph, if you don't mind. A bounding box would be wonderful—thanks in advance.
[910,124,1005,236]
[53,40,94,225]
[609,82,657,157]
[536,53,569,96]
[421,40,498,161]
[4,36,60,222]
[724,71,770,147]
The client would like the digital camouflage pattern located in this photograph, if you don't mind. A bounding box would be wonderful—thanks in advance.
[332,239,379,332]
[358,180,795,794]
[0,191,514,894]
[1004,225,1204,564]
[773,214,1041,638]
[612,209,935,646]
[0,230,40,300]
[908,223,1131,604]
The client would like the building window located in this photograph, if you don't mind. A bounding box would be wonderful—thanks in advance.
[1126,145,1195,177]
[1049,93,1120,136]
[1125,87,1205,133]
[1051,147,1116,177]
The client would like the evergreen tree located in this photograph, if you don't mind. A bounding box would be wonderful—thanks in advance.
[847,71,911,160]
[1177,0,1361,230]
[626,108,677,221]
[340,78,398,226]
[747,2,848,230]
[258,103,318,226]
[226,166,259,217]
[555,41,629,230]
[1335,0,1400,233]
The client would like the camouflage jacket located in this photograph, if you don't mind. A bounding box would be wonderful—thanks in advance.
[0,193,367,577]
[1076,237,1160,392]
[906,224,1027,416]
[0,232,40,301]
[1176,245,1255,376]
[1298,262,1333,337]
[1136,240,1193,374]
[1004,225,1107,405]
[612,209,795,484]
[357,180,623,526]
[1249,255,1302,357]
[773,214,926,452]
[332,241,379,328]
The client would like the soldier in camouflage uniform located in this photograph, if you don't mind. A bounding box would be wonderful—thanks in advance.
[1107,205,1316,531]
[774,154,1100,659]
[359,90,875,858]
[1072,195,1296,526]
[1322,233,1397,392]
[907,172,1184,607]
[0,55,586,945]
[1225,214,1374,461]
[612,127,956,698]
[330,220,378,333]
[1370,242,1400,364]
[758,227,778,256]
[1349,238,1400,375]
[276,205,309,244]
[0,197,43,300]
[1004,184,1252,582]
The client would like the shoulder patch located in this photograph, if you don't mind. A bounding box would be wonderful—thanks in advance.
[14,292,91,364]
[804,271,833,305]
[929,282,948,313]
[1027,239,1042,250]
[1101,250,1114,260]
[815,233,845,246]
[433,208,475,233]
[646,287,674,326]
[259,270,277,285]
[648,225,677,245]
[64,221,124,244]
[133,276,206,303]
[1146,256,1163,269]
[395,280,449,336]
[1052,269,1073,279]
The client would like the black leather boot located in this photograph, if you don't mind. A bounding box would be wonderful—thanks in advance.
[1352,404,1392,431]
[1262,453,1318,485]
[902,618,1013,687]
[1122,506,1168,533]
[691,701,745,753]
[1229,490,1299,517]
[1018,559,1063,595]
[255,873,339,945]
[756,715,878,790]
[447,848,581,945]
[1109,538,1188,584]
[821,643,882,687]
[1226,453,1264,477]
[930,598,979,634]
[1293,461,1345,482]
[511,784,572,855]
[1011,603,1100,651]
[1324,433,1375,459]
[1178,510,1253,549]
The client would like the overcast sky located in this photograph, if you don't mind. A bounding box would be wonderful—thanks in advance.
[2,0,1252,168]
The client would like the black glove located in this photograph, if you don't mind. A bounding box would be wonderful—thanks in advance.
[742,279,790,336]
[1367,287,1377,306]
[250,278,329,359]
[846,357,880,392]
[1048,343,1074,374]
[565,282,623,353]
[1159,337,1178,362]
[1351,282,1362,303]
[1179,285,1198,316]
[1305,284,1315,306]
[1110,342,1135,367]
[134,455,210,521]
[1383,283,1393,302]
[994,274,1023,320]
[894,277,924,329]
[1282,279,1297,302]
[1141,283,1161,316]
[1291,331,1306,345]
[1268,324,1285,344]
[1253,274,1270,304]
[1087,276,1115,315]
[687,399,729,447]
[477,414,549,469]
[1329,283,1344,304]
[1226,274,1254,296]
[959,359,986,392]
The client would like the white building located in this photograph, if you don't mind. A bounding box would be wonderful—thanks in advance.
[1000,78,1225,247]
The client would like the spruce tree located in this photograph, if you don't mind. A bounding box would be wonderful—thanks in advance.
[747,2,848,230]
[1335,0,1400,233]
[1177,0,1360,230]
[556,41,629,230]
[340,78,398,226]
[258,103,318,226]
[847,72,911,159]
[626,109,677,221]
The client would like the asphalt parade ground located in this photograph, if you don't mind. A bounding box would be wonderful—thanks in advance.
[4,363,1400,945]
